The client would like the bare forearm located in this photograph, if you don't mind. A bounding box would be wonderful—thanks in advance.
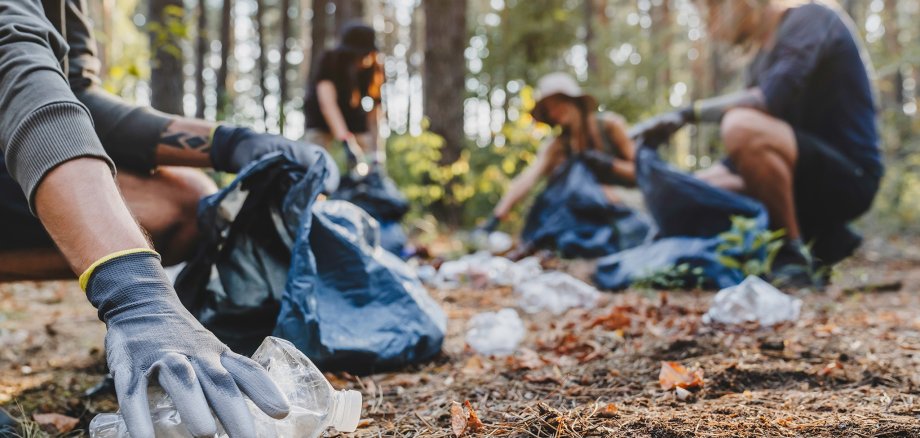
[317,82,351,140]
[34,158,151,273]
[494,170,539,219]
[695,88,767,123]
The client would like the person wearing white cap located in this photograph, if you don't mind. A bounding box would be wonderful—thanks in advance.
[480,73,636,231]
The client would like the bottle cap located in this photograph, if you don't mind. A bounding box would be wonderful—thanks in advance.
[333,390,363,432]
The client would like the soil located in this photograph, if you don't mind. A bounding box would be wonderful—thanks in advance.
[2,236,920,437]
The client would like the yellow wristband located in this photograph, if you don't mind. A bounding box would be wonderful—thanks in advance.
[79,248,160,292]
[209,124,222,144]
[692,101,703,121]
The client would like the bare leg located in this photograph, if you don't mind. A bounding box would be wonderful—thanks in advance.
[695,163,747,193]
[720,108,800,239]
[0,166,216,282]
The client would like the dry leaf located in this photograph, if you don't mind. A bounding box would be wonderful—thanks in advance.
[591,306,633,331]
[597,403,619,418]
[659,361,704,390]
[817,361,844,376]
[508,348,545,370]
[32,413,78,434]
[464,400,484,432]
[450,401,468,437]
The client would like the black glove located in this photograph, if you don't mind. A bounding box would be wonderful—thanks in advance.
[82,250,290,438]
[478,216,500,234]
[631,106,696,146]
[210,125,340,192]
[581,150,617,177]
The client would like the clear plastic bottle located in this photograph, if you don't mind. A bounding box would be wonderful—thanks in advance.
[89,337,362,438]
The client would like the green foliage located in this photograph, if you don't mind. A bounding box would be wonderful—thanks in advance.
[632,263,705,291]
[147,4,189,62]
[716,216,785,277]
[386,115,547,229]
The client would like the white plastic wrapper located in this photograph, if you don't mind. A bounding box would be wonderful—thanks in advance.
[515,272,601,315]
[465,308,526,356]
[703,276,802,326]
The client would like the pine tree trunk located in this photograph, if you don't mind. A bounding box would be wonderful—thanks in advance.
[309,0,329,82]
[280,0,293,133]
[423,0,467,225]
[334,0,364,34]
[217,0,234,117]
[149,0,185,115]
[195,0,208,119]
[256,0,269,126]
[423,0,466,165]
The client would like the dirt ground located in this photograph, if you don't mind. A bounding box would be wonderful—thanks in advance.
[2,236,920,437]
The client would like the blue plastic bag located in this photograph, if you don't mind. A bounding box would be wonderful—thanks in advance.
[176,152,445,372]
[330,168,410,255]
[594,146,768,290]
[521,158,651,259]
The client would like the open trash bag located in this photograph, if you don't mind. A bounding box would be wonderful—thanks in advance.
[594,146,769,290]
[522,158,651,259]
[175,152,445,373]
[330,168,410,256]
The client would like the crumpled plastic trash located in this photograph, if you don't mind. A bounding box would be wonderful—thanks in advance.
[703,275,803,326]
[515,272,601,315]
[88,337,362,438]
[465,308,526,356]
[430,252,542,290]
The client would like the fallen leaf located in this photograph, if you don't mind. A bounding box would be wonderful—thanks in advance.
[523,371,563,385]
[597,403,619,418]
[450,401,468,437]
[817,361,844,376]
[590,306,633,331]
[659,361,704,390]
[464,400,484,433]
[508,348,544,370]
[32,413,78,434]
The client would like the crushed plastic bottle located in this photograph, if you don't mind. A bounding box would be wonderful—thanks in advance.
[703,275,803,326]
[465,308,526,356]
[515,272,601,315]
[89,337,362,438]
[430,252,543,290]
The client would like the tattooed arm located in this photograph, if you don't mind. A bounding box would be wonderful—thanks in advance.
[154,118,215,168]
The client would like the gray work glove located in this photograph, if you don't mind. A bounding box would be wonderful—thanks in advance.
[210,125,340,192]
[83,250,290,438]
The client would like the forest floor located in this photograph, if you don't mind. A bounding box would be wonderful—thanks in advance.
[2,236,920,437]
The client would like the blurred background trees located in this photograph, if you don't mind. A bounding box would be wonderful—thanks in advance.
[92,0,918,230]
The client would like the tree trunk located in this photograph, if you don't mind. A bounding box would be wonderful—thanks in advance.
[309,0,329,81]
[280,0,293,133]
[423,0,467,225]
[334,0,364,34]
[256,0,269,126]
[584,0,597,76]
[195,0,208,119]
[217,0,234,117]
[423,0,466,165]
[149,0,185,115]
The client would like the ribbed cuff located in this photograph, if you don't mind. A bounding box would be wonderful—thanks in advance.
[6,102,115,212]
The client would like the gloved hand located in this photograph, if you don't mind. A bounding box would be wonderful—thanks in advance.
[477,216,500,234]
[82,250,290,438]
[210,125,340,192]
[630,106,696,146]
[581,150,617,177]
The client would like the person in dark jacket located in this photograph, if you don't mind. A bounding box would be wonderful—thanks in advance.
[304,21,384,161]
[0,1,344,436]
[634,0,882,286]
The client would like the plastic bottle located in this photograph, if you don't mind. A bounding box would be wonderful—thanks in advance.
[89,337,362,438]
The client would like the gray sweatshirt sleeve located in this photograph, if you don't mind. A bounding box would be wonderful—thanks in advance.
[0,0,114,209]
[64,0,174,174]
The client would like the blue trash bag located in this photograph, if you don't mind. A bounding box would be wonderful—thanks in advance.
[274,200,446,373]
[330,168,410,255]
[594,146,769,290]
[521,158,652,259]
[175,152,445,372]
